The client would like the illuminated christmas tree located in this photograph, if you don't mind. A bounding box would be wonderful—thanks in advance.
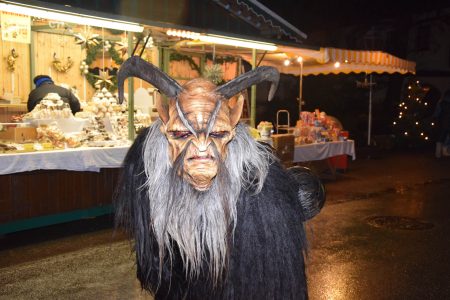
[393,79,435,147]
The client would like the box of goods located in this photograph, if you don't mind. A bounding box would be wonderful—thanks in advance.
[272,134,295,165]
[0,124,37,143]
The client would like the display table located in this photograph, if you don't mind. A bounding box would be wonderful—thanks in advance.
[293,140,355,180]
[293,140,355,162]
[0,146,129,175]
[0,146,131,234]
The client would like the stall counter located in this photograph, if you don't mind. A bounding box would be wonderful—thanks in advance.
[0,146,129,175]
[0,146,130,234]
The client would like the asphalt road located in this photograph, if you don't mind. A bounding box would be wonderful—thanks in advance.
[1,150,449,299]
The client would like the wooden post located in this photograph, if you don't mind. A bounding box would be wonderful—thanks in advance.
[127,31,135,140]
[250,48,257,128]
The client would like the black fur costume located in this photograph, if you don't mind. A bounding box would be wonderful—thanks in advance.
[115,126,325,299]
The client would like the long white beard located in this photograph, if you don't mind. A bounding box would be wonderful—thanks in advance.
[142,121,273,283]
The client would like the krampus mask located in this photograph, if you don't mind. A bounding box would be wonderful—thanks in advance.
[118,56,279,191]
[117,57,324,298]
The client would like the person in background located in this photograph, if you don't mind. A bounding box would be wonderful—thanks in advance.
[433,89,450,158]
[27,75,81,114]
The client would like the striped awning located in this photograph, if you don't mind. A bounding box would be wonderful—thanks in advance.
[239,46,415,76]
[301,47,416,76]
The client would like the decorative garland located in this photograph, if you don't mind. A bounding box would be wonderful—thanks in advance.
[170,52,201,75]
[81,42,124,91]
[169,52,237,78]
[205,53,237,64]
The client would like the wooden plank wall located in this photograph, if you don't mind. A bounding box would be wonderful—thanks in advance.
[0,168,120,224]
[1,28,238,106]
[33,31,90,100]
[0,39,31,102]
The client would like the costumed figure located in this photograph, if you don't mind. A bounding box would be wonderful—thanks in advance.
[115,56,325,299]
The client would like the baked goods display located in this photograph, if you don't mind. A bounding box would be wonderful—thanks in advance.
[1,88,152,153]
[294,109,345,145]
[23,93,73,120]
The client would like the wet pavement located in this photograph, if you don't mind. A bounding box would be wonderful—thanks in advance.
[1,149,450,299]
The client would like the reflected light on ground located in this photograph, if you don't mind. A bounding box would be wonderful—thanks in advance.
[310,263,356,300]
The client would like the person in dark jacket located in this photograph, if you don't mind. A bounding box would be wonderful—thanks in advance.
[433,89,450,158]
[27,75,81,114]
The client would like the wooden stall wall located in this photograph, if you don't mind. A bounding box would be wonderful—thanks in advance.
[169,56,201,84]
[129,47,159,93]
[0,168,119,225]
[33,31,90,101]
[169,57,238,84]
[0,38,31,103]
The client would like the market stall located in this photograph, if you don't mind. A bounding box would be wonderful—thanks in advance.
[0,1,147,234]
[241,46,416,145]
[0,1,282,233]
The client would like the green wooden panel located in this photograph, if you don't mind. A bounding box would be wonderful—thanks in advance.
[0,205,113,235]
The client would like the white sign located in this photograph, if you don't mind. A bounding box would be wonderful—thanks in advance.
[1,11,31,43]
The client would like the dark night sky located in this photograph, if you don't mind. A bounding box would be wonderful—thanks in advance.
[258,0,450,38]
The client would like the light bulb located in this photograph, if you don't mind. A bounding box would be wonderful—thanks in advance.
[284,59,290,66]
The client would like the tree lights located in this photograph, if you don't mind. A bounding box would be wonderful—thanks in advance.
[393,79,435,146]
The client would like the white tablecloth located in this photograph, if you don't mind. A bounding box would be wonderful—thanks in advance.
[0,146,130,175]
[293,140,355,162]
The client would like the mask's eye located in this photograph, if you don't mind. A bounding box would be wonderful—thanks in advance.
[209,131,229,138]
[169,131,192,139]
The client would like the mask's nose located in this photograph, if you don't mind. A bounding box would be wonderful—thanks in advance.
[194,133,211,152]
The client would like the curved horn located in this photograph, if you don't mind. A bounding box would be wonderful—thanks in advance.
[117,56,182,104]
[214,66,279,101]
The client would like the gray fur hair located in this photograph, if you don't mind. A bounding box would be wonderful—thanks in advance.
[142,120,274,284]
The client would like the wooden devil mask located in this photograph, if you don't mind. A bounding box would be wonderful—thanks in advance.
[118,56,279,191]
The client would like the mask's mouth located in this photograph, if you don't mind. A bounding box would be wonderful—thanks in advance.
[188,154,215,161]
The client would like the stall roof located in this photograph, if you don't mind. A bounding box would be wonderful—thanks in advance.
[213,0,307,43]
[169,37,416,76]
[305,48,416,75]
[11,0,307,45]
[4,0,414,76]
[239,47,416,76]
